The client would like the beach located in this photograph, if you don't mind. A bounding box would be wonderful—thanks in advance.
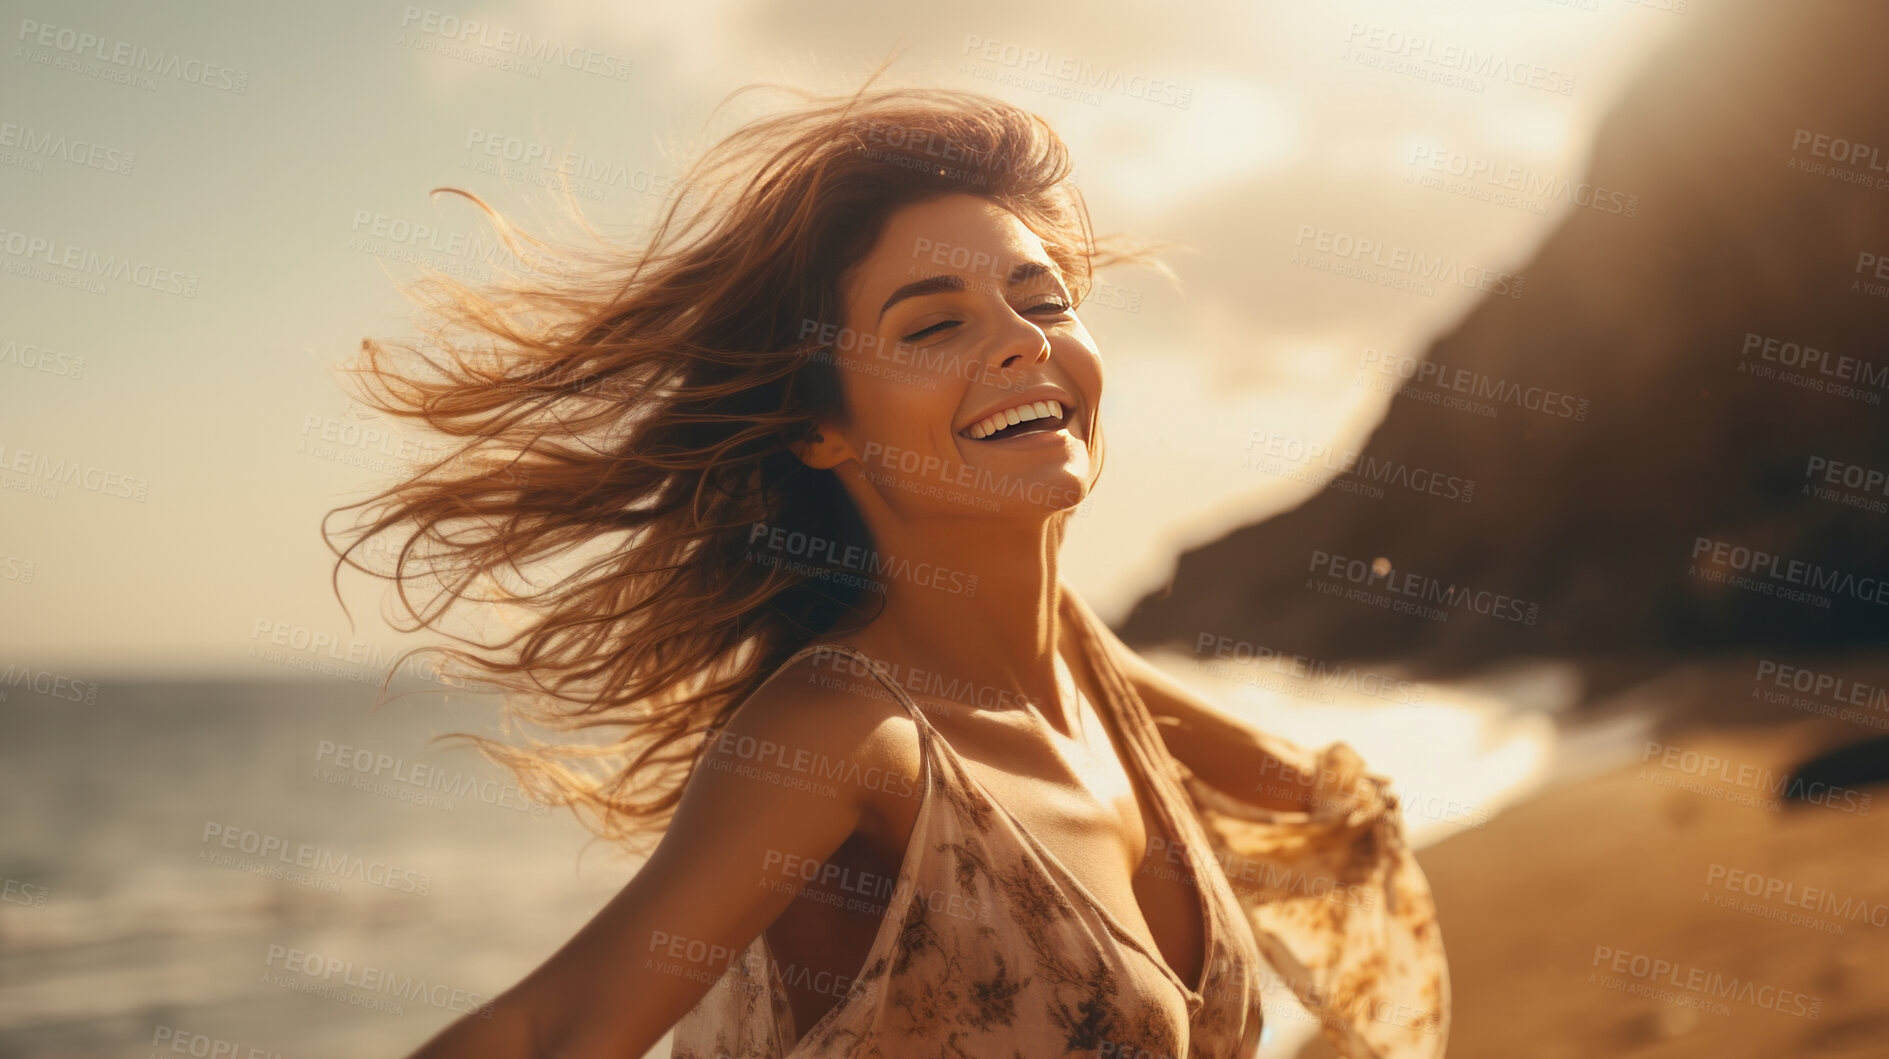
[2,651,1882,1057]
[1411,651,1889,1059]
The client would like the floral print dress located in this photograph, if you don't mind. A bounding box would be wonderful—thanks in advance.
[671,590,1450,1059]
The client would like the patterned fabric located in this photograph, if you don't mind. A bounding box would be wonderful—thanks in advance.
[1058,589,1451,1059]
[670,591,1450,1059]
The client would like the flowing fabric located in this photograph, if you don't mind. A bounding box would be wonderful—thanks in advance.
[670,637,1267,1058]
[671,587,1450,1059]
[1059,588,1451,1059]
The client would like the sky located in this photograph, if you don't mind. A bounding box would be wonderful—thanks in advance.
[0,0,1690,677]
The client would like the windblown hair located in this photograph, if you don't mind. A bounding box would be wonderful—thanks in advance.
[323,69,1161,855]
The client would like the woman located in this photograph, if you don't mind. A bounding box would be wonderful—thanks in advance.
[329,72,1448,1059]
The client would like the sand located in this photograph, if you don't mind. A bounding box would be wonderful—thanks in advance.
[1404,652,1889,1059]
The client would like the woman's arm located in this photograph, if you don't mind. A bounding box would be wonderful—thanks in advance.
[403,659,913,1058]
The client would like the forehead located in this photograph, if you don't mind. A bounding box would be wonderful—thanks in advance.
[843,194,1058,311]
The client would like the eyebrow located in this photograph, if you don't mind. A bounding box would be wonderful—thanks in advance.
[876,260,1061,322]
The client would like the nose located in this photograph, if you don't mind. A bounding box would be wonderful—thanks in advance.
[982,309,1052,377]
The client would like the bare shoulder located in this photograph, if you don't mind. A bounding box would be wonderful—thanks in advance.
[704,646,926,825]
[479,647,928,1058]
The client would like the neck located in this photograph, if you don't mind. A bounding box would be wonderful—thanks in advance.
[838,505,1078,734]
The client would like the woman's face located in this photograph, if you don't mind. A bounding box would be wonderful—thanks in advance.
[814,192,1102,521]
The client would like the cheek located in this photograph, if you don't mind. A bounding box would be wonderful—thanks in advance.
[1070,347,1104,401]
[845,368,956,446]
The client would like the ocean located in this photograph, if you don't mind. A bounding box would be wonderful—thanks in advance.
[0,656,1603,1057]
[0,676,647,1058]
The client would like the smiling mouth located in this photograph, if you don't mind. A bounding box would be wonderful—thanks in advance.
[960,400,1074,442]
[967,414,1069,441]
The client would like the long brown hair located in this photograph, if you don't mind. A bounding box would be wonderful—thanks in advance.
[323,67,1163,854]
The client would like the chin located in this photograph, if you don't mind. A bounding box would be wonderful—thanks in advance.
[988,462,1090,518]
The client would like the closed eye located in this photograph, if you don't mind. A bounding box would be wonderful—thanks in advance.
[902,301,1072,343]
[904,320,957,342]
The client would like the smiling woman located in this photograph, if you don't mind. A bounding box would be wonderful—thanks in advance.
[322,65,1446,1059]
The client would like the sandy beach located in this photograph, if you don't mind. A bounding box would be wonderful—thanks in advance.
[1406,651,1889,1059]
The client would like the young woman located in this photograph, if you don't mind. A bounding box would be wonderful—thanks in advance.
[329,73,1448,1059]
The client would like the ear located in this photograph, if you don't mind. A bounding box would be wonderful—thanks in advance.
[790,425,854,470]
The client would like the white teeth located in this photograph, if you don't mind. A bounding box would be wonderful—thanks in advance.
[967,399,1066,439]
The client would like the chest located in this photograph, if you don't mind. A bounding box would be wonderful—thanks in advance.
[936,697,1210,989]
[767,694,1211,1040]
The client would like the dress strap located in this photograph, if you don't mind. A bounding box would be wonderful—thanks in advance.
[767,641,941,741]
